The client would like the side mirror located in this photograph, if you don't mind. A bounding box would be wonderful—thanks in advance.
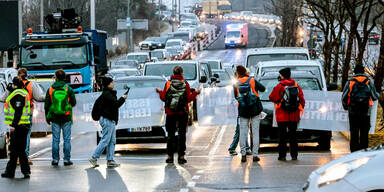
[200,76,207,83]
[210,77,217,82]
[327,83,338,91]
[213,74,219,79]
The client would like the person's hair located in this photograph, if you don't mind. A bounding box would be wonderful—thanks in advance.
[55,69,66,81]
[173,66,183,75]
[12,77,25,89]
[18,68,28,80]
[236,65,248,78]
[354,64,365,74]
[279,67,291,79]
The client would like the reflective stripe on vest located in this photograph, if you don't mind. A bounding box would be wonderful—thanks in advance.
[347,76,374,106]
[4,89,31,125]
[49,86,71,115]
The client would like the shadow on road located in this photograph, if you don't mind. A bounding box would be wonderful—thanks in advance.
[86,167,129,192]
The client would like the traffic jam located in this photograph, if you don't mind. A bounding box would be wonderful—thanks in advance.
[0,0,384,191]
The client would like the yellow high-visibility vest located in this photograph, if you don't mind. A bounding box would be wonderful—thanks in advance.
[4,89,31,125]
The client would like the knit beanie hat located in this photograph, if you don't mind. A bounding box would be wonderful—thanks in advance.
[279,67,291,79]
[102,76,113,88]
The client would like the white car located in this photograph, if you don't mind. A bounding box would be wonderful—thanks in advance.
[0,68,17,85]
[304,144,384,192]
[126,52,150,64]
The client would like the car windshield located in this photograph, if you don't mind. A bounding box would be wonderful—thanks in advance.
[145,63,197,80]
[207,61,220,69]
[166,41,181,47]
[115,79,165,89]
[127,55,148,63]
[259,78,321,101]
[151,51,164,59]
[109,70,139,78]
[114,60,137,68]
[247,53,309,68]
[173,33,189,42]
[20,44,87,70]
[227,31,240,38]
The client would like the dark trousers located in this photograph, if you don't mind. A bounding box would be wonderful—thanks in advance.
[5,125,31,175]
[349,112,370,152]
[277,122,298,158]
[166,113,188,157]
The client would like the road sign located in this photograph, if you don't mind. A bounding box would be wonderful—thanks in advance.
[132,19,148,30]
[117,19,127,30]
[126,17,131,27]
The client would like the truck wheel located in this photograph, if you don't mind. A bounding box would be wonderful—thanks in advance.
[318,131,332,150]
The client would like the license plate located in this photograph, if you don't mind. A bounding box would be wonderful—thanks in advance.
[128,127,152,132]
[297,128,303,132]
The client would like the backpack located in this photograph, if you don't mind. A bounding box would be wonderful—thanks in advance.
[280,83,300,112]
[237,77,263,118]
[349,78,371,113]
[92,94,103,121]
[165,80,187,112]
[49,85,70,116]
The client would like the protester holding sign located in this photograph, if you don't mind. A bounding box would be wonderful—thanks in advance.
[156,66,200,164]
[342,65,379,152]
[89,77,128,168]
[234,65,265,162]
[269,68,305,161]
[44,69,76,166]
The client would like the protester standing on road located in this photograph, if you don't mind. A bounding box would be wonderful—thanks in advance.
[342,65,379,152]
[89,77,128,168]
[269,68,305,161]
[234,66,265,162]
[156,66,200,164]
[0,68,45,165]
[1,77,31,179]
[44,69,76,166]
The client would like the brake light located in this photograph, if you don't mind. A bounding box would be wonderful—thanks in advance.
[77,26,83,33]
[27,28,32,35]
[375,35,379,38]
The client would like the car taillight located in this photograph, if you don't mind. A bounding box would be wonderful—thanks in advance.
[375,35,380,38]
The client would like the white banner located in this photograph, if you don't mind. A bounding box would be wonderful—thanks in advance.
[0,88,165,134]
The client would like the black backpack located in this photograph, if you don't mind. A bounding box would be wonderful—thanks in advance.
[280,83,300,112]
[91,94,103,121]
[237,77,263,118]
[165,80,187,112]
[349,78,371,113]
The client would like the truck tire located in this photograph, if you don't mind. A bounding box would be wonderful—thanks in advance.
[318,131,332,150]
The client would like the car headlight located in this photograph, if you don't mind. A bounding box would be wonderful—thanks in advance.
[317,156,373,187]
[158,43,162,46]
[139,42,142,46]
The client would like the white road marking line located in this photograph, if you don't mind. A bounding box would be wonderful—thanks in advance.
[208,125,228,157]
[196,170,204,174]
[192,175,200,180]
[187,182,196,187]
[180,188,189,192]
[29,147,51,159]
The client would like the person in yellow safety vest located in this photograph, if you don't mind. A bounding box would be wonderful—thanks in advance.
[1,77,31,179]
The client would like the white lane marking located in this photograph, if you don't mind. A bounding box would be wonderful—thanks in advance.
[29,147,51,159]
[208,125,228,157]
[196,170,204,174]
[192,175,200,180]
[180,188,189,192]
[187,182,196,187]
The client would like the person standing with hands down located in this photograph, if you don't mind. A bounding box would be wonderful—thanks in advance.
[45,69,76,166]
[234,66,265,162]
[89,77,128,168]
[342,65,379,152]
[156,66,200,164]
[1,77,31,179]
[269,68,305,161]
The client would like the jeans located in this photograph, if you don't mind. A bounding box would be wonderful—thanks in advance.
[277,122,298,158]
[25,116,32,157]
[52,121,72,163]
[349,112,370,152]
[5,125,30,175]
[92,117,116,161]
[228,117,250,152]
[166,113,188,156]
[239,115,260,156]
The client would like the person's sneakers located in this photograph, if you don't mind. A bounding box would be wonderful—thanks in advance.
[51,161,59,166]
[241,155,247,162]
[278,157,286,161]
[253,156,260,162]
[1,172,14,178]
[165,156,174,163]
[23,174,30,179]
[28,159,33,165]
[178,156,187,164]
[107,160,120,168]
[64,161,73,166]
[246,151,252,156]
[89,158,99,167]
[291,156,298,160]
[228,150,238,156]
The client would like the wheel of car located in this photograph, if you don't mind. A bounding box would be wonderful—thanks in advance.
[318,131,332,150]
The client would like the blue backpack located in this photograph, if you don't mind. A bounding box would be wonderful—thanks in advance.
[237,77,263,118]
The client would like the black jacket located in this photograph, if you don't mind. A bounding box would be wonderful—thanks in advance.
[99,88,126,124]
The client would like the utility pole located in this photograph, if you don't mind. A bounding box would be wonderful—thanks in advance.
[172,0,174,32]
[40,0,44,31]
[158,0,161,33]
[90,0,95,29]
[127,0,133,52]
[178,0,181,22]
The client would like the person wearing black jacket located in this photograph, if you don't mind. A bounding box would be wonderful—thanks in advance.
[89,77,127,168]
[2,77,31,179]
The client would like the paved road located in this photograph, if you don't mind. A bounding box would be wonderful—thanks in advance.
[0,24,352,192]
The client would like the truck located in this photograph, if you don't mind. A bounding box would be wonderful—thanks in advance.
[16,8,108,93]
[202,0,231,18]
[224,23,248,48]
[218,0,232,16]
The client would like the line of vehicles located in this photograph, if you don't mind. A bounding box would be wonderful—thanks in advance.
[223,11,281,25]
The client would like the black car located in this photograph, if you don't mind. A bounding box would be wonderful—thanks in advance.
[139,37,164,50]
[258,71,332,150]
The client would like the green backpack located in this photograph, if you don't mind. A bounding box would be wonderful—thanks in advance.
[49,85,71,116]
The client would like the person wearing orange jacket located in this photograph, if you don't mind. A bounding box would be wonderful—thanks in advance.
[342,65,379,152]
[156,66,200,164]
[269,68,305,161]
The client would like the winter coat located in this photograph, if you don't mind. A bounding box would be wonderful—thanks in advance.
[44,81,76,123]
[99,88,126,124]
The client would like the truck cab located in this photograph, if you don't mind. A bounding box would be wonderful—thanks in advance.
[224,23,248,48]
